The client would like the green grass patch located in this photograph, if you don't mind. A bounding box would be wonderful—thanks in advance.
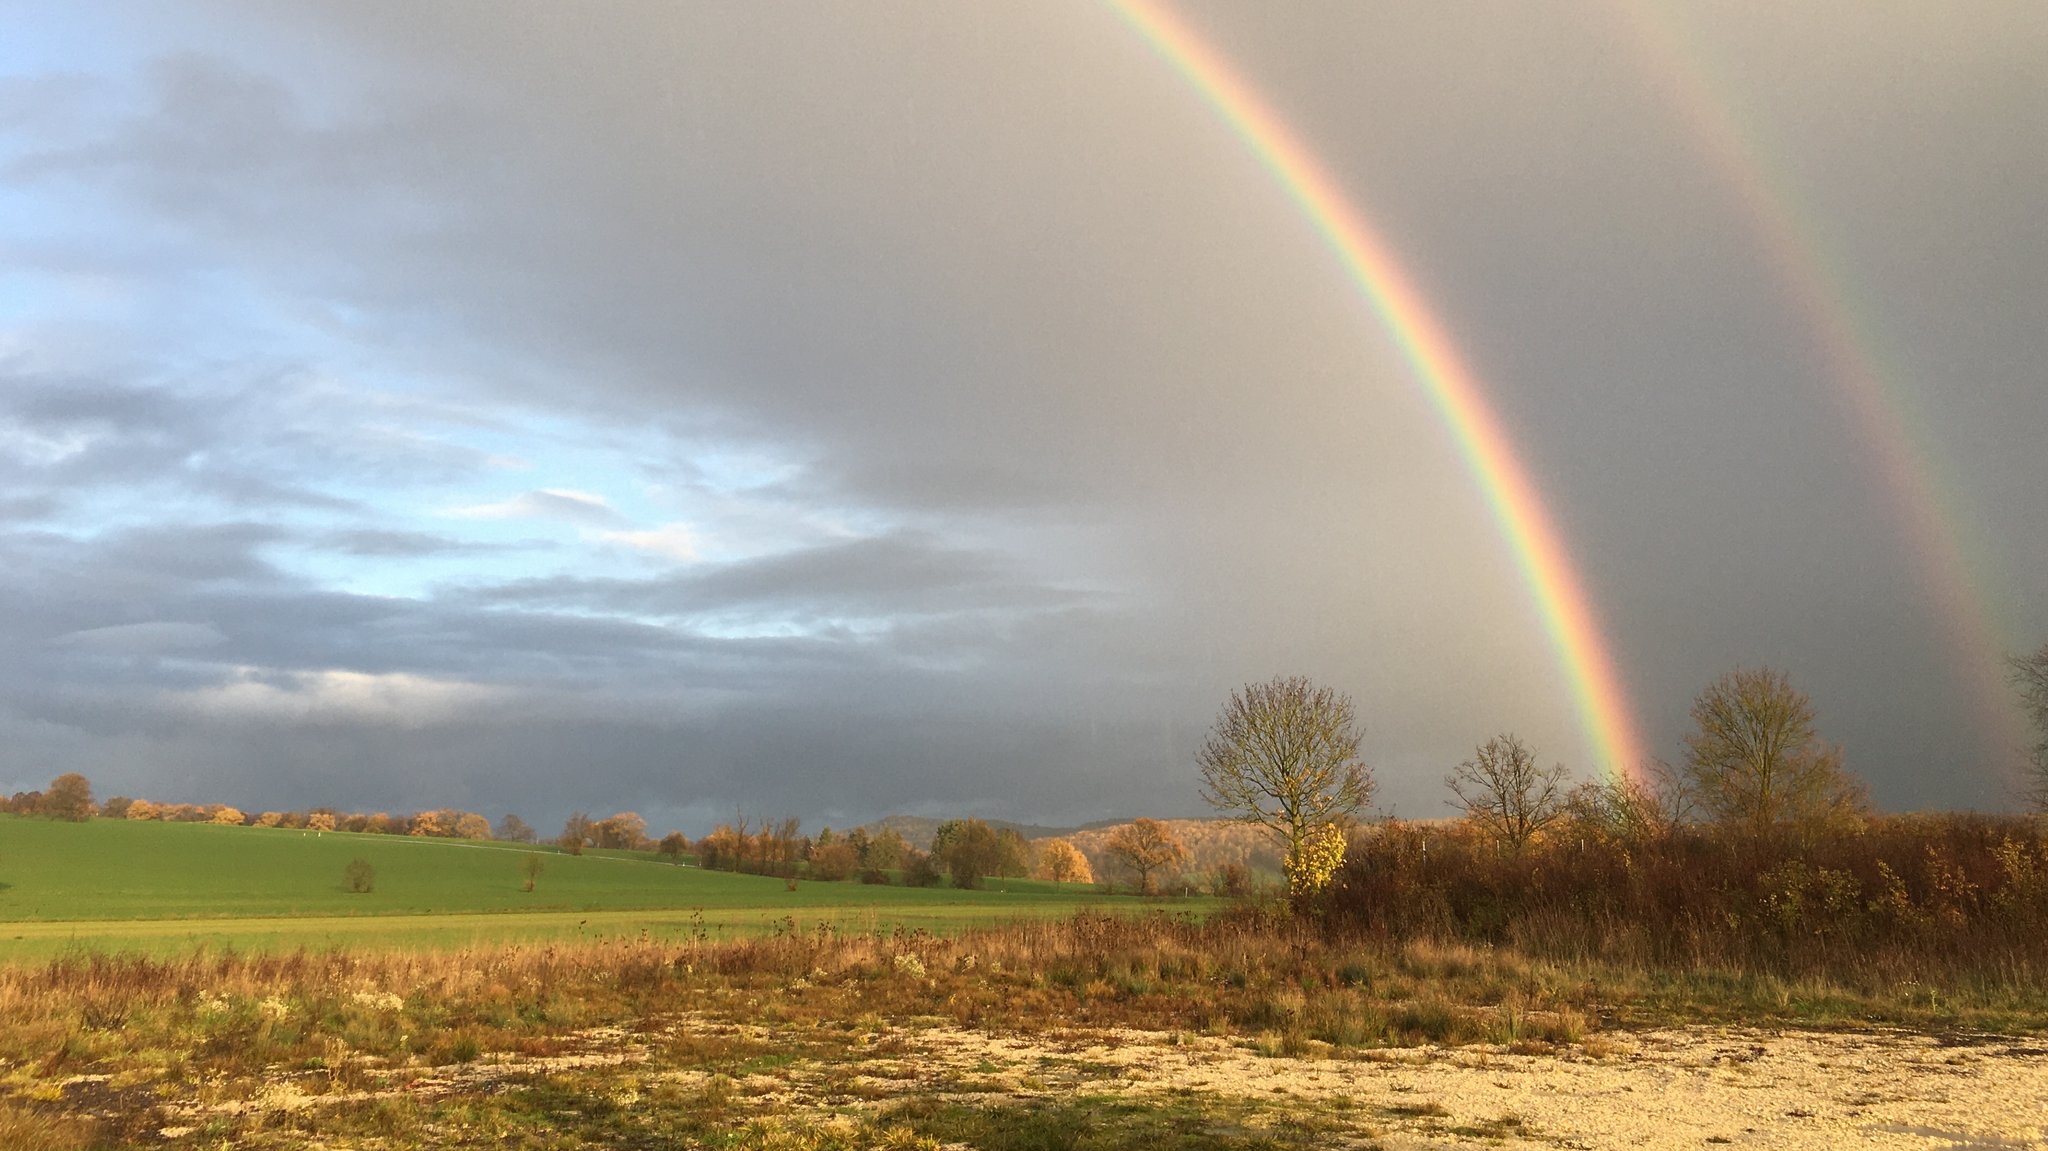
[0,815,1211,960]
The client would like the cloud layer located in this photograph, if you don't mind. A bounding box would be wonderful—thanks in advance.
[2,2,2043,830]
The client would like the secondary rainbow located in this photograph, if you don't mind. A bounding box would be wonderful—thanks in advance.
[1109,0,1649,779]
[1612,3,2024,775]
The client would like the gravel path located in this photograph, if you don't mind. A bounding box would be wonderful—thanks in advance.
[912,1023,2048,1149]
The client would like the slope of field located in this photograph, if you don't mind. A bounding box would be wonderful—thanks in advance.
[0,816,1201,960]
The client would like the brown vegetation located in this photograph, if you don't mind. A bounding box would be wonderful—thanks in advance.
[1103,818,1188,893]
[1325,811,2048,988]
[1052,820,1280,888]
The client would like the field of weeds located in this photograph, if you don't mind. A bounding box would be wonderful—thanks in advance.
[3,909,2045,1149]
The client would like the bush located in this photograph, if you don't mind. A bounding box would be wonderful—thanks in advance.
[343,858,376,894]
[808,841,859,882]
[903,851,943,888]
[1323,813,2048,983]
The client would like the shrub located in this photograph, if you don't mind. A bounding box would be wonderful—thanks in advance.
[343,859,376,894]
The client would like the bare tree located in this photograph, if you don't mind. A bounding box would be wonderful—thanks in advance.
[1683,667,1866,835]
[1198,675,1372,897]
[2012,642,2048,813]
[1446,734,1568,855]
[1566,757,1691,845]
[1105,818,1187,894]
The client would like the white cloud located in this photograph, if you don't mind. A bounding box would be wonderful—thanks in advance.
[169,668,507,728]
[599,522,699,562]
[443,487,622,524]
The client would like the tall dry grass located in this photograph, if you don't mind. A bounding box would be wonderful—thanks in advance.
[1323,812,2048,1000]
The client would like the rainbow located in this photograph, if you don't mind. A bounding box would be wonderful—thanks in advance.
[1109,0,1649,779]
[1613,4,2024,777]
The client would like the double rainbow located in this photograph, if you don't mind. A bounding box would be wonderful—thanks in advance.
[1110,0,1649,779]
[1614,3,2023,781]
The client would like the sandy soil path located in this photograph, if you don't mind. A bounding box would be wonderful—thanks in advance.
[910,1024,2048,1149]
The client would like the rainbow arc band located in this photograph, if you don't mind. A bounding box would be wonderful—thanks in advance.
[1612,2,2022,777]
[1110,0,1648,780]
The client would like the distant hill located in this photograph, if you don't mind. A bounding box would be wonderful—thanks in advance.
[858,814,1081,851]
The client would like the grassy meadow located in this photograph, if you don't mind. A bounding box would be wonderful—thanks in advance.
[0,816,1201,961]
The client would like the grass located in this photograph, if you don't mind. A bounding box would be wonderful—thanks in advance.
[0,815,1210,960]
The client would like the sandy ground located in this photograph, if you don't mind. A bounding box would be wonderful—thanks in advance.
[135,1016,2048,1148]
[898,1023,2048,1150]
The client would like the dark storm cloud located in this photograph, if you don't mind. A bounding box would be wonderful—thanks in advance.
[3,2,2043,824]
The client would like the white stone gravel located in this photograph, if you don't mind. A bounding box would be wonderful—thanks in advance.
[911,1024,2048,1149]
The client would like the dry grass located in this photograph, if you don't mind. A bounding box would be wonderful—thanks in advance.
[0,904,2042,1146]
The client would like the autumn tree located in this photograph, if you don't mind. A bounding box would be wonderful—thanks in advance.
[808,840,859,881]
[592,812,648,851]
[1446,733,1569,855]
[44,773,94,822]
[863,828,907,872]
[453,812,492,840]
[1683,667,1866,836]
[1034,837,1094,885]
[658,831,690,864]
[1105,818,1187,894]
[100,795,134,820]
[1198,675,1373,899]
[2013,642,2048,813]
[933,819,1001,889]
[696,823,744,871]
[558,811,592,855]
[497,813,537,843]
[993,828,1033,883]
[521,854,544,892]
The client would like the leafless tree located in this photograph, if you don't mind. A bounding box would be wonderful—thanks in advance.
[1683,667,1866,836]
[1565,757,1692,845]
[2012,642,2048,813]
[1198,675,1372,891]
[1446,733,1568,855]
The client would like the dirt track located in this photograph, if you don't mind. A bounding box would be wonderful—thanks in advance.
[902,1022,2048,1149]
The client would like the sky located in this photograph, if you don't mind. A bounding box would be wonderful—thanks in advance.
[2,2,2043,835]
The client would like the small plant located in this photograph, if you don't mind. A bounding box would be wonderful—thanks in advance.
[522,854,544,892]
[343,857,376,893]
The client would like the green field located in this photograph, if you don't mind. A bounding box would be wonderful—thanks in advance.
[0,816,1204,961]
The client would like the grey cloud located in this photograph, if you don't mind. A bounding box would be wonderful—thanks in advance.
[1,3,2042,823]
[480,532,1083,622]
[53,620,228,655]
[320,528,547,557]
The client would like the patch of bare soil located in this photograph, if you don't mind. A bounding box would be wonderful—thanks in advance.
[901,1023,2048,1149]
[131,1018,2048,1148]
